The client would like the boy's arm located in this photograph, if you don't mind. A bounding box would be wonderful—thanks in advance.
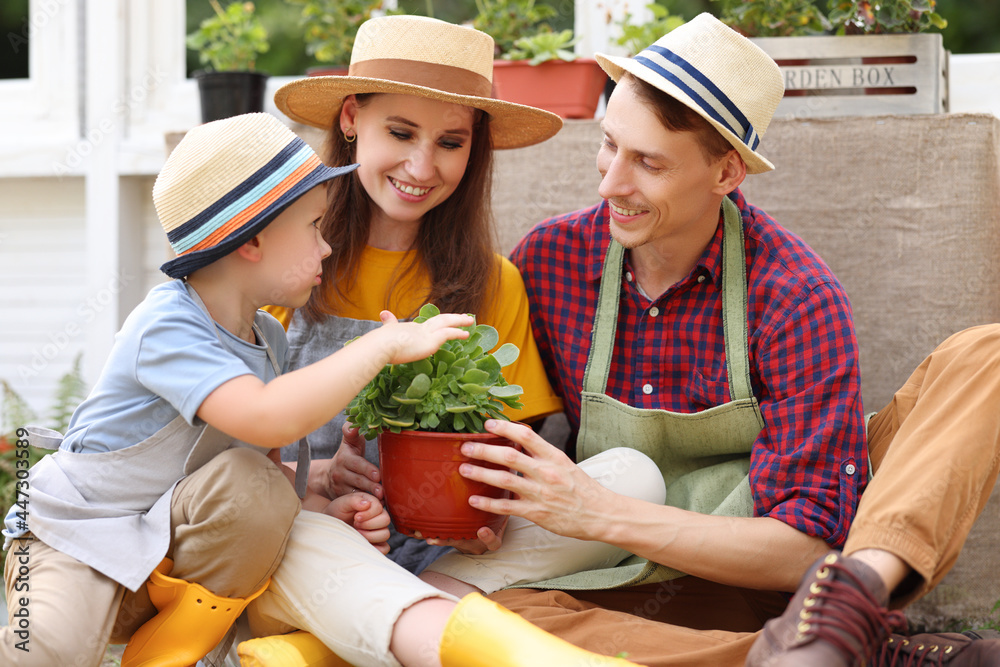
[197,312,472,450]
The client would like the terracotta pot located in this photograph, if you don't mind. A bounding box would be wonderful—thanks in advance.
[377,429,519,540]
[492,58,608,119]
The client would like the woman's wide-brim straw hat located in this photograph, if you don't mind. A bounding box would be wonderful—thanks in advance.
[155,113,358,279]
[274,15,564,150]
[595,13,783,174]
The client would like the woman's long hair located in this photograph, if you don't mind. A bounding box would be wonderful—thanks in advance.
[300,93,501,323]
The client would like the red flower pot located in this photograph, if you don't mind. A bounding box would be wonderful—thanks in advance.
[492,58,608,119]
[377,429,519,540]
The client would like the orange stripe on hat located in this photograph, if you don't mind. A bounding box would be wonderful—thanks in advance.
[181,155,322,256]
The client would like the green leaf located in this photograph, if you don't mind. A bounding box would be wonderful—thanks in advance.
[467,411,484,432]
[475,325,500,352]
[460,368,490,384]
[412,358,434,377]
[383,416,414,428]
[434,348,456,366]
[445,404,476,413]
[391,393,422,405]
[459,383,488,395]
[416,303,440,322]
[406,373,432,398]
[491,343,520,367]
[475,354,502,382]
[489,384,524,398]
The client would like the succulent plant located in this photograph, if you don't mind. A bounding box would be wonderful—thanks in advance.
[347,304,525,438]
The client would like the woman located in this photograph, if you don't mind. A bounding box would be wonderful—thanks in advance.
[270,14,565,573]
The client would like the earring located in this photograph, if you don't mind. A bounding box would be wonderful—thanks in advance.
[343,128,357,143]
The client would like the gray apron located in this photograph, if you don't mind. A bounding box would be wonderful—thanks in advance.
[23,284,296,592]
[529,196,765,591]
[283,311,453,573]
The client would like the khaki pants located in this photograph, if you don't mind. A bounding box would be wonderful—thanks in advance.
[1,447,300,666]
[486,324,1000,667]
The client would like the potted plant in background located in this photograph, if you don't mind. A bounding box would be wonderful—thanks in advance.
[347,303,525,540]
[613,2,688,56]
[287,0,396,77]
[186,0,270,123]
[476,0,607,119]
[716,0,949,117]
[605,3,689,107]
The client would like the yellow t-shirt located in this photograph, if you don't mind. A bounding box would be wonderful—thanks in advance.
[267,245,562,424]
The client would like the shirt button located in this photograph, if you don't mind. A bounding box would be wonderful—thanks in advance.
[625,271,634,282]
[642,383,653,395]
[649,307,660,317]
[845,463,857,476]
[697,275,706,283]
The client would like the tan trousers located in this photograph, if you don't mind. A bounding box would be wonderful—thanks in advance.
[1,447,300,666]
[487,324,1000,667]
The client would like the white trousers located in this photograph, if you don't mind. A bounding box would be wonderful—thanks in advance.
[423,447,666,594]
[246,511,457,667]
[246,447,663,666]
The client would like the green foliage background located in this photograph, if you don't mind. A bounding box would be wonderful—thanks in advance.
[0,0,995,81]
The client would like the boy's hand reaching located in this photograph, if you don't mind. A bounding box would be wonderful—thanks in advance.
[377,310,472,365]
[321,492,391,554]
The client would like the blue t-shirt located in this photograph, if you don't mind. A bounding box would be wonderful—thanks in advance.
[3,281,288,548]
[61,280,288,454]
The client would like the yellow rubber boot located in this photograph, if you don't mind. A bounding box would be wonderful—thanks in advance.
[440,593,646,667]
[122,558,269,667]
[238,631,356,666]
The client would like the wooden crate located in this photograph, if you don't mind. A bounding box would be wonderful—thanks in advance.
[751,34,948,119]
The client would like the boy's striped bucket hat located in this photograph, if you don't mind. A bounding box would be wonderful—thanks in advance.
[595,13,783,174]
[154,112,358,278]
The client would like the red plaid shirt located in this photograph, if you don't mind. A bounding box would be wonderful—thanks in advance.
[510,189,866,547]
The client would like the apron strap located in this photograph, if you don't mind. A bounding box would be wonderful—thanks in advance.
[583,197,756,404]
[720,196,754,403]
[583,239,625,394]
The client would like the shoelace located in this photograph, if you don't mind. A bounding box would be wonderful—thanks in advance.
[877,638,954,667]
[799,560,908,663]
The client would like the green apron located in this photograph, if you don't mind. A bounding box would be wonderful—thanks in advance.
[528,197,765,591]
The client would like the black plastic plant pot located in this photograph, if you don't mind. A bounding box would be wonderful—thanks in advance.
[194,70,269,123]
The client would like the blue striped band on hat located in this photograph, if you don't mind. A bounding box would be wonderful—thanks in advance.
[634,44,760,151]
[166,138,317,254]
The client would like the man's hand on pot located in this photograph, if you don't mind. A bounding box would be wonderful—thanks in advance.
[458,419,615,541]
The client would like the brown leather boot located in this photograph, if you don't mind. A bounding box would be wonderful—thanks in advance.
[746,551,906,666]
[747,552,1000,666]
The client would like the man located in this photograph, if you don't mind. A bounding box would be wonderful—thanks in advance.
[419,13,1000,667]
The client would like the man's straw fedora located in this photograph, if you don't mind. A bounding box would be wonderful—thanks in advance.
[595,13,784,173]
[274,15,563,150]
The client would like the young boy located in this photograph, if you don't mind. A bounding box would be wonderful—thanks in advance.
[0,112,473,666]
